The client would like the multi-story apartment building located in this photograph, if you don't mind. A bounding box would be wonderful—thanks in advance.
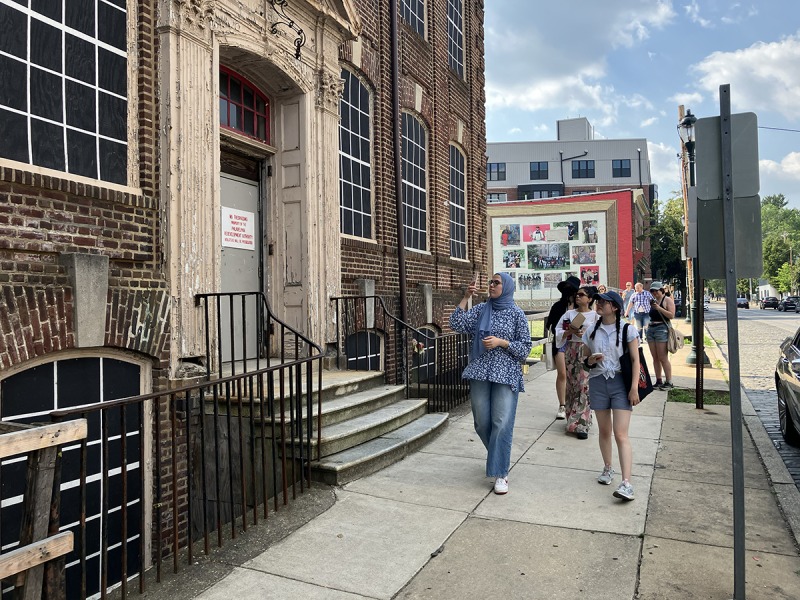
[0,1,486,596]
[486,117,656,207]
[486,118,655,282]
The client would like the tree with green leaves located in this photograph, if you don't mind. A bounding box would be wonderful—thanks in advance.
[648,195,685,283]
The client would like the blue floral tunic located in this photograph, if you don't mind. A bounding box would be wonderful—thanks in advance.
[449,304,532,392]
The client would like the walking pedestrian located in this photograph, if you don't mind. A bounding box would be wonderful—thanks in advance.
[555,285,598,439]
[583,290,641,501]
[645,282,676,389]
[625,283,654,341]
[545,275,581,420]
[621,282,635,324]
[450,272,532,495]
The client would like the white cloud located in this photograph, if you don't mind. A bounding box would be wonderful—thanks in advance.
[683,0,713,27]
[669,92,703,107]
[641,117,659,127]
[692,34,800,120]
[761,152,800,179]
[648,141,683,196]
[508,127,522,135]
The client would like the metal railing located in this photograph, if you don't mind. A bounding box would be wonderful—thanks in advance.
[3,293,325,600]
[330,295,470,412]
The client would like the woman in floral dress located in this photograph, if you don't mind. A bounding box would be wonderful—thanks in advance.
[555,285,598,439]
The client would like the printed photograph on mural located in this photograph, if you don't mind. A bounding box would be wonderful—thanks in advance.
[572,245,597,265]
[499,224,521,246]
[553,221,578,241]
[526,243,570,270]
[522,224,550,243]
[518,273,542,291]
[580,266,600,285]
[501,271,517,282]
[543,272,563,288]
[502,249,524,268]
[581,220,599,244]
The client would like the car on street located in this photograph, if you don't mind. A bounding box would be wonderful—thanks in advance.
[703,296,710,311]
[778,296,799,312]
[760,296,779,309]
[776,325,800,445]
[736,297,749,309]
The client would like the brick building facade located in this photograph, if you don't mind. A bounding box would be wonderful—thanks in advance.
[0,1,485,595]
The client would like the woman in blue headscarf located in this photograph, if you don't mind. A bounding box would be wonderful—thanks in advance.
[449,272,532,495]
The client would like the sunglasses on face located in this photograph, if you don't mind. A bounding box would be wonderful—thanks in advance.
[576,292,588,298]
[489,280,503,287]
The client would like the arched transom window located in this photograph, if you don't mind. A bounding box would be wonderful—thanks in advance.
[219,67,270,144]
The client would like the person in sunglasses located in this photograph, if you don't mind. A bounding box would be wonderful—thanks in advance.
[554,285,598,439]
[450,273,532,495]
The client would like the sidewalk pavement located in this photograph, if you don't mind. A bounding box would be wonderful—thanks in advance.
[152,318,800,599]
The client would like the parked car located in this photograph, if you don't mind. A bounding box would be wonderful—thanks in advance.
[778,296,799,312]
[776,325,800,445]
[703,296,710,311]
[760,296,779,309]
[736,297,749,309]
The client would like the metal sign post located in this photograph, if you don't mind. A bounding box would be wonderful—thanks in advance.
[719,84,746,600]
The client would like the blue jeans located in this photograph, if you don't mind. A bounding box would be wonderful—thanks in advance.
[469,380,519,478]
[633,313,650,339]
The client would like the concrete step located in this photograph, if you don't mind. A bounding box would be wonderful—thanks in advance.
[271,384,406,429]
[308,399,429,459]
[310,412,449,485]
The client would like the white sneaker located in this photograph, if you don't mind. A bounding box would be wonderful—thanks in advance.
[494,477,508,495]
[556,405,566,420]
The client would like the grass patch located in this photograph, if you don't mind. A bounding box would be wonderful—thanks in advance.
[668,388,730,405]
[528,320,545,359]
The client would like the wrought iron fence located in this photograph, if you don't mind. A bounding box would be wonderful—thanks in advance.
[330,295,471,412]
[0,293,323,600]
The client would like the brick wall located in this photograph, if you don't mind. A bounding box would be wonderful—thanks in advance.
[340,0,487,330]
[0,0,167,375]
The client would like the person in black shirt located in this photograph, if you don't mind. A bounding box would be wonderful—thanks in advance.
[545,275,581,420]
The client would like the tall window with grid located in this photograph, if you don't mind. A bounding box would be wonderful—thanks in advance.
[402,113,427,251]
[339,69,372,238]
[449,145,467,259]
[0,0,128,184]
[447,0,464,77]
[529,161,548,180]
[401,0,425,37]
[487,162,506,181]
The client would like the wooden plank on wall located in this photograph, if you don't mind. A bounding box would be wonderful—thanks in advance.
[0,420,87,460]
[0,533,74,580]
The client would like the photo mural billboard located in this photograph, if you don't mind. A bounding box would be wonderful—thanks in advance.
[492,212,607,300]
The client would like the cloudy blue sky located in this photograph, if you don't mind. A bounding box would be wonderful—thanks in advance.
[484,0,800,207]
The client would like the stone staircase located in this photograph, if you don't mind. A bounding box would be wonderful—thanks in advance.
[278,370,448,485]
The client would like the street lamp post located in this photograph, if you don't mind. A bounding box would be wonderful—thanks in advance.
[678,109,710,408]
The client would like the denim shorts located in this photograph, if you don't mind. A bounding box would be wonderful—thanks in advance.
[647,323,669,343]
[589,374,631,411]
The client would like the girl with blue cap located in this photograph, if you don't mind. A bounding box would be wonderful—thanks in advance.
[449,272,532,494]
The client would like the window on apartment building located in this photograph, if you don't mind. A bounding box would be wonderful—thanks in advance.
[220,67,270,144]
[402,113,428,251]
[487,162,506,181]
[449,145,467,259]
[339,69,372,238]
[447,0,464,77]
[529,162,548,180]
[0,1,128,184]
[522,190,559,200]
[612,158,631,178]
[487,193,508,203]
[572,160,595,179]
[401,0,425,37]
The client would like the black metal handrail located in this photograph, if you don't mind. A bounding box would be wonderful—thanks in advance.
[330,295,470,412]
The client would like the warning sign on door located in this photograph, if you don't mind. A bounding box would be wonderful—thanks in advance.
[222,208,256,250]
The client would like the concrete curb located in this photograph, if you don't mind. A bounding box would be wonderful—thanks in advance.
[703,322,800,549]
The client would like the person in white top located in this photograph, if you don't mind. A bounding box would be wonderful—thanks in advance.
[582,290,641,502]
[555,285,599,439]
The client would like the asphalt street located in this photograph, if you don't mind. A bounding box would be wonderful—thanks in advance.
[703,300,800,489]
